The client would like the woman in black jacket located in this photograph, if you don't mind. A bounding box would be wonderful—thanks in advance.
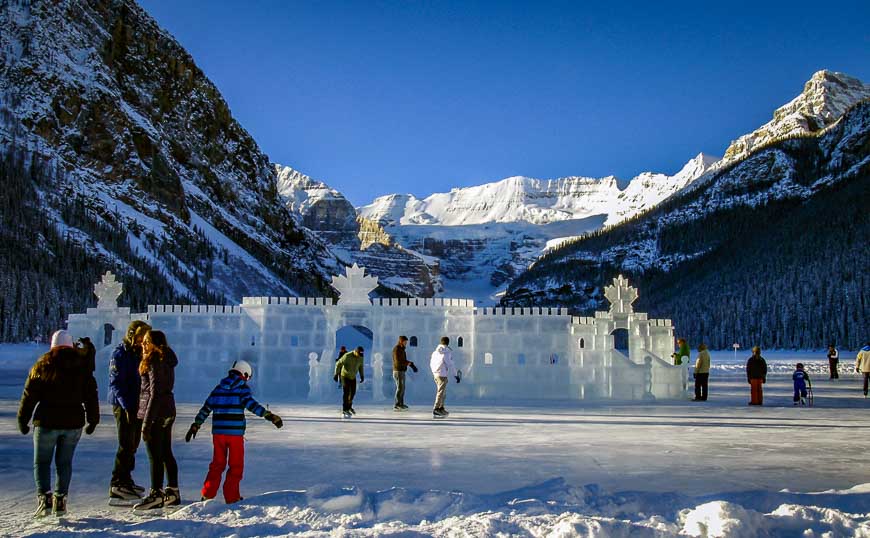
[17,330,99,518]
[134,330,180,511]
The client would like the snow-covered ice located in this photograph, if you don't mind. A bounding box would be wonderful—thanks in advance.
[3,345,870,536]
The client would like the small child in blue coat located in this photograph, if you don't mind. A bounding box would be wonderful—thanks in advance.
[793,363,811,406]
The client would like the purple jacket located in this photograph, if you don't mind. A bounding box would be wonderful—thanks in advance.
[137,348,178,425]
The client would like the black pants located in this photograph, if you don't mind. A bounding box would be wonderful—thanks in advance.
[144,417,178,491]
[694,373,709,400]
[111,405,142,486]
[864,373,869,395]
[342,378,357,411]
[829,359,839,378]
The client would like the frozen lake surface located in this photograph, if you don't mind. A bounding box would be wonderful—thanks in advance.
[2,345,869,536]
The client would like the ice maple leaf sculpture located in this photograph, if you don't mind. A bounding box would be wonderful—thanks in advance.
[332,264,378,305]
[604,275,637,316]
[94,271,123,309]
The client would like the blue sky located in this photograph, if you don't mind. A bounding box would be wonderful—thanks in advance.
[139,1,870,206]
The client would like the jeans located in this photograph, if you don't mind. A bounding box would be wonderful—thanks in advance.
[202,434,245,503]
[393,371,406,406]
[111,405,142,486]
[342,378,357,412]
[694,373,709,400]
[144,417,178,491]
[433,376,448,409]
[34,427,82,496]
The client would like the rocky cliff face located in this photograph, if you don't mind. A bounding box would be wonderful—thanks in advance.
[722,70,870,162]
[0,0,340,304]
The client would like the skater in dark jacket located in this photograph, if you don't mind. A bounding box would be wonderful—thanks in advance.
[134,330,179,511]
[793,363,811,405]
[827,345,839,379]
[392,336,418,410]
[185,360,283,504]
[108,320,151,501]
[746,346,767,405]
[18,330,99,518]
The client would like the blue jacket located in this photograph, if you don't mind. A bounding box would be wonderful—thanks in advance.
[108,343,141,412]
[193,372,267,436]
[793,370,810,390]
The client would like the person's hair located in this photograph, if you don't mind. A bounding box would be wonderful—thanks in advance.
[698,343,707,351]
[677,338,686,344]
[355,346,364,353]
[440,336,450,346]
[139,330,169,375]
[796,363,804,369]
[124,320,151,346]
[752,346,761,355]
[399,335,408,342]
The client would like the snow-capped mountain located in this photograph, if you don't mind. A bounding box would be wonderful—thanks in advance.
[722,70,870,162]
[501,96,870,349]
[359,152,719,228]
[0,0,340,314]
[275,164,441,297]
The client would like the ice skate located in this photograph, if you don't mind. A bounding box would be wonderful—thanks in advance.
[34,493,52,519]
[52,494,67,517]
[133,489,165,512]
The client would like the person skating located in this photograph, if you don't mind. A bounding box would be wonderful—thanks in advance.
[793,363,811,406]
[185,360,283,504]
[430,337,459,418]
[827,344,839,379]
[17,330,100,518]
[856,342,870,397]
[392,336,418,410]
[134,330,180,511]
[692,343,711,401]
[746,346,767,405]
[108,320,151,502]
[334,347,365,418]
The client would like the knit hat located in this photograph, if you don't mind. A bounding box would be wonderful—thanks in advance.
[50,330,74,349]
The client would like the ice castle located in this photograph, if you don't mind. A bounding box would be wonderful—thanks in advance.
[67,266,687,403]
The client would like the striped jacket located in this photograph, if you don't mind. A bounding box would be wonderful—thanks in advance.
[193,372,267,436]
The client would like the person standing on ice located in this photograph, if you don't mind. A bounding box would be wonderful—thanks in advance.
[855,342,870,397]
[185,360,283,504]
[17,330,99,518]
[334,346,365,417]
[392,335,418,410]
[108,320,151,502]
[430,336,459,418]
[827,344,839,379]
[746,346,767,406]
[672,338,690,366]
[692,343,711,401]
[134,330,180,511]
[792,363,811,406]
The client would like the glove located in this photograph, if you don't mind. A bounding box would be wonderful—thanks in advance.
[85,422,97,435]
[359,376,364,384]
[185,423,199,442]
[142,424,152,443]
[264,411,283,429]
[334,374,339,382]
[409,362,418,373]
[19,422,29,435]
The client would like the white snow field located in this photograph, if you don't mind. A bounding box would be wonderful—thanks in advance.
[3,345,870,537]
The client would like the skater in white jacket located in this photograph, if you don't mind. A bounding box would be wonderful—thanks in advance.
[430,337,458,418]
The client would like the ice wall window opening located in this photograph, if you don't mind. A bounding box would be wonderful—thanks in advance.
[409,336,418,347]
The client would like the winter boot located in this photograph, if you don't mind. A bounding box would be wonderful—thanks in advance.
[163,487,181,507]
[52,494,67,517]
[110,483,142,501]
[133,489,165,511]
[34,493,52,518]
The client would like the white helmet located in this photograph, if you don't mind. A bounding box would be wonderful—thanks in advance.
[231,359,253,379]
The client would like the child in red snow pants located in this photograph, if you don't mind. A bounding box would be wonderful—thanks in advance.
[202,434,245,503]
